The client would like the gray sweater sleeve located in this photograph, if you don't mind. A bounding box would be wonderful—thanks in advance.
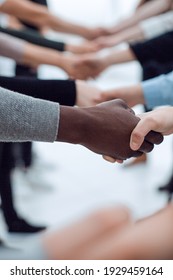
[0,86,60,142]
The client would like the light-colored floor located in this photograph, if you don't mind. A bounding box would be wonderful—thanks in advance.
[0,0,172,240]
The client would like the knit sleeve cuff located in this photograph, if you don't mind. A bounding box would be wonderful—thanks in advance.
[0,87,60,142]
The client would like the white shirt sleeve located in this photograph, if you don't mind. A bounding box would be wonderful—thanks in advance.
[140,11,173,40]
[0,33,25,62]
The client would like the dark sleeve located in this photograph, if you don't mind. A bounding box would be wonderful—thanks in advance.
[0,27,65,52]
[0,76,76,106]
[130,31,173,65]
[31,0,47,5]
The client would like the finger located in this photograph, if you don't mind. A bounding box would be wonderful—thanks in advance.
[131,151,143,158]
[130,118,152,150]
[113,99,135,115]
[145,130,164,145]
[115,151,143,161]
[127,107,135,115]
[116,159,124,164]
[103,155,116,163]
[138,140,154,154]
[102,156,124,164]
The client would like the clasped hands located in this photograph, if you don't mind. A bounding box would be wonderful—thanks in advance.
[58,99,163,161]
[99,100,164,164]
[85,99,163,162]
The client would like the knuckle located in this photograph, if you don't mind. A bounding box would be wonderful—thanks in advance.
[133,131,143,141]
[157,133,164,144]
[91,209,116,227]
[154,132,164,144]
[115,99,127,108]
[141,142,154,153]
[116,206,132,223]
[148,143,154,153]
[146,115,156,126]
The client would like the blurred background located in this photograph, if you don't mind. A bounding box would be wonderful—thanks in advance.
[0,0,171,237]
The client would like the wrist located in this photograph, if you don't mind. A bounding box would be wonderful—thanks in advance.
[135,84,145,104]
[102,54,112,68]
[78,26,91,39]
[56,106,88,144]
[128,84,145,105]
[55,53,66,69]
[65,43,76,53]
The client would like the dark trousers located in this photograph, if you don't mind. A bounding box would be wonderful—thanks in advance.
[15,0,48,168]
[0,143,18,224]
[0,0,48,225]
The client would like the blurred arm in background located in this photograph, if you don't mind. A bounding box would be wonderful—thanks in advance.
[0,32,100,78]
[106,0,173,35]
[74,31,173,80]
[94,11,173,49]
[0,0,108,40]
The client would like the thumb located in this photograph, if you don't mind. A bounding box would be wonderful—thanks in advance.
[130,118,152,150]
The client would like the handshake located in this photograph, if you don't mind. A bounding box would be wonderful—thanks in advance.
[57,99,163,161]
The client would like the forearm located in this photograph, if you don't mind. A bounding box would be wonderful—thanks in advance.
[0,0,48,28]
[42,207,131,260]
[139,11,173,40]
[0,0,92,37]
[115,204,173,260]
[123,85,145,106]
[0,35,65,70]
[102,84,145,108]
[46,13,90,37]
[0,76,76,106]
[0,27,65,52]
[120,25,145,43]
[112,25,145,46]
[0,86,59,142]
[121,85,145,105]
[136,0,152,9]
[110,0,172,34]
[88,204,173,260]
[22,42,66,69]
[134,0,172,22]
[102,48,136,68]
